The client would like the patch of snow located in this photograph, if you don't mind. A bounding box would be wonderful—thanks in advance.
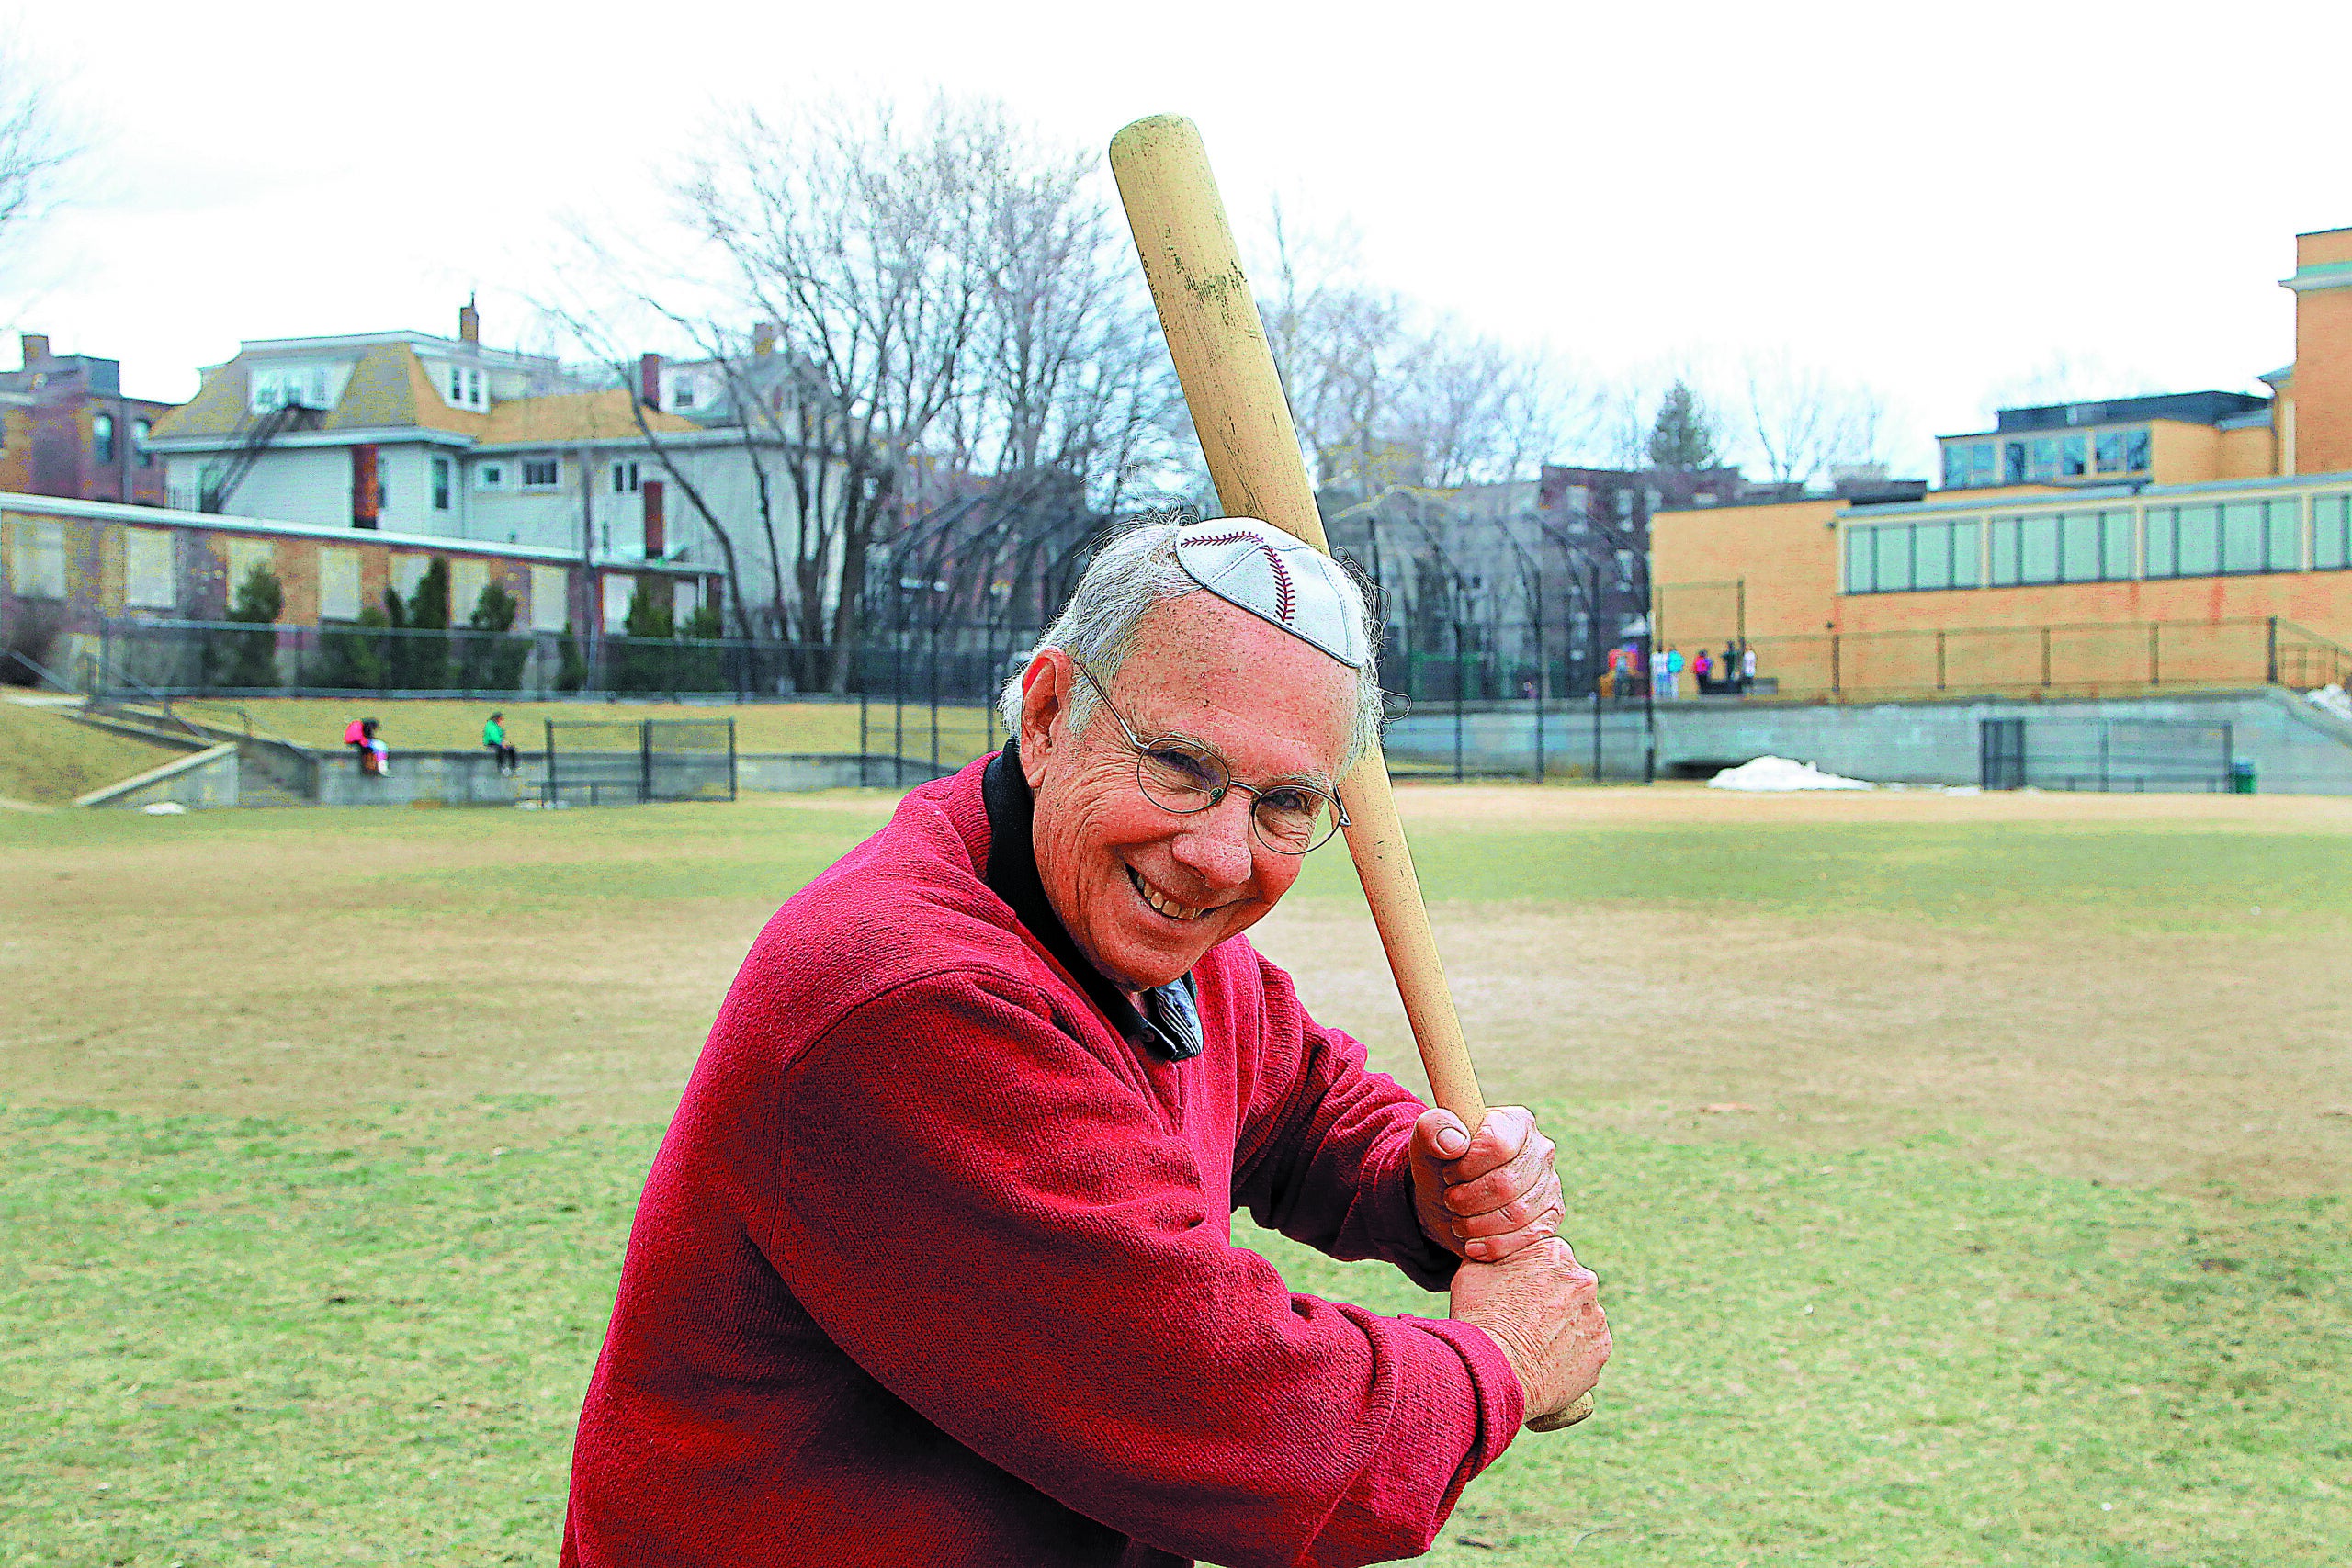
[141,800,189,815]
[1943,784,1983,796]
[2306,683,2352,723]
[1706,756,1874,792]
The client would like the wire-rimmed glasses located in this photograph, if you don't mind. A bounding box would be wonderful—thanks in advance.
[1068,659,1350,855]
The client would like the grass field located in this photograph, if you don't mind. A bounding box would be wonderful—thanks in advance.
[174,694,1000,761]
[5,786,2348,1565]
[0,700,186,807]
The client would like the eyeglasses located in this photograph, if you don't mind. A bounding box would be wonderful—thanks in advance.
[1068,659,1350,855]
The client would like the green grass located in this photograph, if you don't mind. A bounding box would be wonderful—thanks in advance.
[0,701,186,806]
[6,794,2350,1563]
[4,1105,2342,1566]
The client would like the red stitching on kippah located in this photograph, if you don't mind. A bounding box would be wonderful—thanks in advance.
[1187,531,1295,622]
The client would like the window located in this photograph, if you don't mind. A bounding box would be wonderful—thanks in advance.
[433,457,452,511]
[390,554,429,601]
[1914,523,1951,591]
[2030,438,2059,481]
[2144,506,2176,577]
[2176,505,2222,577]
[2266,499,2301,572]
[92,412,116,463]
[1844,527,1872,593]
[1951,519,1983,587]
[602,571,635,630]
[672,377,698,410]
[2096,430,2127,475]
[2061,511,2103,582]
[1971,445,1997,487]
[1989,515,2020,586]
[444,366,486,411]
[2018,513,2059,584]
[2316,494,2352,571]
[1942,446,1969,489]
[125,528,175,610]
[2124,428,2150,472]
[475,462,507,491]
[319,547,361,620]
[2102,510,2132,578]
[226,537,273,591]
[451,558,488,620]
[529,564,569,632]
[2061,435,2087,477]
[521,457,560,488]
[2003,442,2026,485]
[9,519,66,598]
[611,460,640,493]
[134,419,153,467]
[1871,526,1912,592]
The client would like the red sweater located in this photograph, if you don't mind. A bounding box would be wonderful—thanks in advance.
[560,755,1521,1567]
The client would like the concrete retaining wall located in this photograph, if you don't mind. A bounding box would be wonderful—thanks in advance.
[78,743,242,808]
[1384,688,2352,794]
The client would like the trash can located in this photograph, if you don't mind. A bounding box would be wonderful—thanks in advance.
[2229,759,2257,795]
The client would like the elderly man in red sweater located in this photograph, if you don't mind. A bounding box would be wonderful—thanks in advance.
[562,516,1611,1567]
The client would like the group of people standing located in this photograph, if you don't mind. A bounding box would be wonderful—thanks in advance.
[1598,641,1758,700]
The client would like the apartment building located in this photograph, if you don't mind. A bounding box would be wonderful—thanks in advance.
[0,334,178,506]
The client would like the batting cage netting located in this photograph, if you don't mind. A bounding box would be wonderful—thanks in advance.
[542,718,738,806]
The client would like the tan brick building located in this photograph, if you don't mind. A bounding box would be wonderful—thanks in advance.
[1653,226,2352,698]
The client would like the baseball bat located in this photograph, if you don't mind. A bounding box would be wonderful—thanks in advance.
[1109,112,1592,1432]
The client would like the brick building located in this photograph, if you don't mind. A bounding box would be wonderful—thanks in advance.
[1651,226,2352,698]
[0,333,177,506]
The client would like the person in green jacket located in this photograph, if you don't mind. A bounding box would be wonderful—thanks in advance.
[484,712,517,776]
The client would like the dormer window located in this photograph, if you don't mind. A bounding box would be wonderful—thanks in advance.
[251,364,334,412]
[444,365,487,411]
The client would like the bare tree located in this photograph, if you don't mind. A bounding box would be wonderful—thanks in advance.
[0,38,81,290]
[1739,350,1884,486]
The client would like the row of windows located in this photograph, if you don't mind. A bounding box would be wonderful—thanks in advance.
[86,413,156,467]
[1939,426,2151,490]
[251,365,334,412]
[1846,492,2352,593]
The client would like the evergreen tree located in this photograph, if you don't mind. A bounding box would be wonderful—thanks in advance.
[1645,380,1720,470]
[220,563,283,689]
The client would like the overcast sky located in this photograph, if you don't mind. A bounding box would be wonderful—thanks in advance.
[7,0,2348,476]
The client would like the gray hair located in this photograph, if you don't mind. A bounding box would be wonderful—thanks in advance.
[998,514,1385,774]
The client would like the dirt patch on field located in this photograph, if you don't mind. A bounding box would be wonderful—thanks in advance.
[1251,899,2352,1200]
[6,789,2347,1195]
[1389,780,2352,833]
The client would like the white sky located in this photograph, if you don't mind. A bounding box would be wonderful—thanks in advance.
[8,0,2350,476]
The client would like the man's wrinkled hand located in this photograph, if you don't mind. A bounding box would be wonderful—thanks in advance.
[1410,1104,1564,1264]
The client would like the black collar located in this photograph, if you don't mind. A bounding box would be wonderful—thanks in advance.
[983,739,1202,1062]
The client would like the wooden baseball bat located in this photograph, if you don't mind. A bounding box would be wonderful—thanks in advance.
[1109,112,1591,1432]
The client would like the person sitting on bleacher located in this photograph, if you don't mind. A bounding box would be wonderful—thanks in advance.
[345,717,390,776]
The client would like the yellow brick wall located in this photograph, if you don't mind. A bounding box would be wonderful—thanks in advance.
[2147,420,2222,484]
[2217,423,2277,479]
[1651,497,1844,647]
[2291,228,2352,476]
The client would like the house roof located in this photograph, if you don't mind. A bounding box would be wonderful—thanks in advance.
[474,389,696,446]
[146,348,689,448]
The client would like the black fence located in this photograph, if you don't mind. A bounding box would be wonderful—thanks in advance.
[543,718,738,806]
[1979,716,2237,793]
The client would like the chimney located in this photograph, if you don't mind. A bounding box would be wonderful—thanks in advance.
[639,353,662,409]
[458,295,481,344]
[2286,225,2352,475]
[752,321,777,358]
[19,333,51,367]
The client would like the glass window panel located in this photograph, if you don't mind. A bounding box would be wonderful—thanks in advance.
[2101,511,2134,580]
[2019,513,2060,584]
[2125,428,2151,471]
[1941,446,1968,489]
[2061,512,2102,582]
[2062,435,2087,477]
[1989,516,2020,586]
[1971,445,1998,485]
[1845,528,1872,593]
[2004,442,2027,484]
[2144,507,2177,577]
[2317,495,2351,571]
[2030,439,2059,480]
[2177,503,2221,576]
[2267,499,2301,571]
[2219,502,2263,572]
[1874,524,1913,592]
[2096,430,2126,474]
[1915,523,1952,591]
[1951,520,1983,587]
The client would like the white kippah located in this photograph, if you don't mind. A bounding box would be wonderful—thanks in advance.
[1172,518,1371,670]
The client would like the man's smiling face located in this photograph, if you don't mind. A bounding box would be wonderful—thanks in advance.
[1018,594,1356,991]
